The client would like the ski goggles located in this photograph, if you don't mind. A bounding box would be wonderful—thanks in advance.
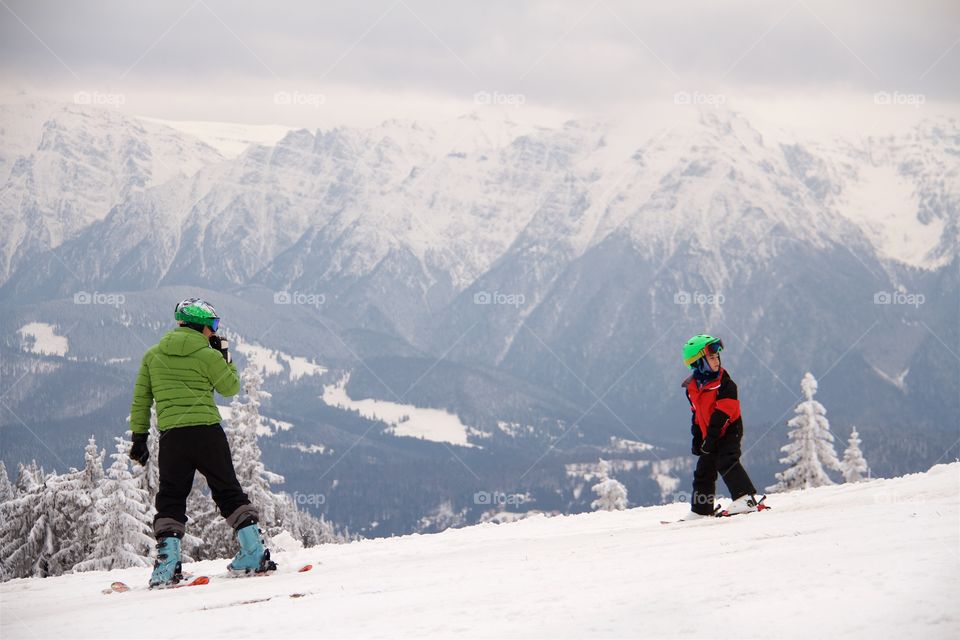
[704,339,723,355]
[210,318,220,332]
[690,340,724,364]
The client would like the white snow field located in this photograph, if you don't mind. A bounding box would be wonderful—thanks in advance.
[322,374,475,447]
[16,322,69,357]
[2,463,958,640]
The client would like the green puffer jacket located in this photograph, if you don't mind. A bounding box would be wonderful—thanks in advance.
[130,327,240,434]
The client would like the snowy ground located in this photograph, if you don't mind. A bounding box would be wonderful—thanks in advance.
[2,464,958,639]
[17,322,69,357]
[322,374,476,447]
[231,338,327,382]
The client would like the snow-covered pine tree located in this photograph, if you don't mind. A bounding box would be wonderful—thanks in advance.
[841,426,869,483]
[0,462,49,579]
[82,436,105,488]
[590,459,628,511]
[45,463,96,575]
[17,462,45,491]
[268,492,350,546]
[185,474,233,560]
[225,367,284,533]
[0,462,14,580]
[135,410,160,508]
[1,455,101,578]
[302,511,352,546]
[275,493,304,540]
[769,372,843,491]
[74,437,154,571]
[54,436,106,573]
[43,437,106,575]
[0,461,13,504]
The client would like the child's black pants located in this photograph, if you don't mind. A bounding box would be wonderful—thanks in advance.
[691,423,757,515]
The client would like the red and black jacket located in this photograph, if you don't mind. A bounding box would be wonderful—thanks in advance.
[683,368,742,445]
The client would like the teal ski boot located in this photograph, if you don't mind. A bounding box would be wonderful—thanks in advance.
[149,535,183,588]
[227,523,277,575]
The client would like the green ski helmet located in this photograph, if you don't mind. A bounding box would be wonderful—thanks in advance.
[682,334,723,368]
[174,297,220,331]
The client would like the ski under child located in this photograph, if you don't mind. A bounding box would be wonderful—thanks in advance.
[128,297,277,587]
[680,334,764,520]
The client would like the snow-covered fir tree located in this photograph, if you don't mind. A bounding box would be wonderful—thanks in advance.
[591,459,628,511]
[303,512,349,547]
[0,461,13,504]
[417,500,468,532]
[59,436,106,572]
[0,426,350,580]
[0,448,116,579]
[43,436,109,575]
[185,474,234,560]
[74,437,154,571]
[769,372,842,491]
[225,366,284,533]
[275,493,305,540]
[82,436,104,488]
[0,462,47,579]
[134,409,160,510]
[841,426,869,483]
[44,465,95,575]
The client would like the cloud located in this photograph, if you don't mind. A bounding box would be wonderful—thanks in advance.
[1,0,957,125]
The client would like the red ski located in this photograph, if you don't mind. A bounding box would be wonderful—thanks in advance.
[223,563,313,579]
[105,575,210,594]
[104,564,312,593]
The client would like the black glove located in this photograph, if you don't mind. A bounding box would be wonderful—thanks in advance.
[208,335,231,363]
[700,438,717,456]
[691,435,703,456]
[129,432,149,465]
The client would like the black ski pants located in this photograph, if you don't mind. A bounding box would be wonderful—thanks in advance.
[691,423,757,515]
[153,424,254,537]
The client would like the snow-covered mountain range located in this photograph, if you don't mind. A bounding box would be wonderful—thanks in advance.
[3,104,955,296]
[1,97,957,536]
[0,97,225,283]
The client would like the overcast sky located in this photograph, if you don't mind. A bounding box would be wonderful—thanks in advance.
[1,0,957,129]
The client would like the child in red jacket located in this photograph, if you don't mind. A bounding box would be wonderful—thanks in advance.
[681,334,763,519]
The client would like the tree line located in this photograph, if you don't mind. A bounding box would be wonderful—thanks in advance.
[0,367,350,581]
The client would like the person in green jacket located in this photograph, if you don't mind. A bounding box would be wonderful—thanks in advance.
[129,297,276,587]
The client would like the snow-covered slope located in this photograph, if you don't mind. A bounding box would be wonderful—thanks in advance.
[136,117,296,158]
[16,321,69,357]
[3,463,957,639]
[229,335,327,382]
[322,373,479,447]
[782,120,960,270]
